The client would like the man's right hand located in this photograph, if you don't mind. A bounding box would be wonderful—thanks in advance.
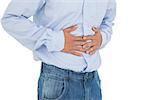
[61,24,88,56]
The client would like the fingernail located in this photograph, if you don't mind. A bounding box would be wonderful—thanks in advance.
[75,25,78,28]
[94,27,97,29]
[75,24,78,27]
[93,26,97,29]
[83,37,86,39]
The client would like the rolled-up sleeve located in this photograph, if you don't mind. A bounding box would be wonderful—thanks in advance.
[99,0,116,49]
[1,0,65,52]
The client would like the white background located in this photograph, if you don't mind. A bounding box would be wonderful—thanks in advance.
[0,0,150,100]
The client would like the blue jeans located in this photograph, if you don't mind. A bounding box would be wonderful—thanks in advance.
[38,62,102,100]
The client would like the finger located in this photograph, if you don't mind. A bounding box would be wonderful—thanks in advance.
[83,35,94,40]
[92,27,99,33]
[89,50,96,55]
[72,35,84,41]
[74,41,87,46]
[69,26,78,32]
[66,24,78,29]
[82,42,95,49]
[66,24,78,32]
[72,46,86,52]
[86,46,97,54]
[70,50,82,56]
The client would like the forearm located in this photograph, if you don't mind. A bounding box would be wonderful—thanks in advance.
[98,0,116,49]
[1,0,65,52]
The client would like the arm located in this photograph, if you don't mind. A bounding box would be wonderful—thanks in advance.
[99,0,116,49]
[1,0,65,52]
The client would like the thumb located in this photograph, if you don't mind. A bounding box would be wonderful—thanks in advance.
[70,24,78,32]
[66,24,78,33]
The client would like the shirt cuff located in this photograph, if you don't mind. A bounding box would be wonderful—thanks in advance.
[46,30,65,52]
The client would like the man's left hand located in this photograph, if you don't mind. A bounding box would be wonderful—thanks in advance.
[82,27,102,55]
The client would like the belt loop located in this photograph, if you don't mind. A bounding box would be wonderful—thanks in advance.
[84,72,89,80]
[64,69,70,81]
[94,71,97,78]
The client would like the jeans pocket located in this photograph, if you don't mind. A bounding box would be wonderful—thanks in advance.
[42,74,68,100]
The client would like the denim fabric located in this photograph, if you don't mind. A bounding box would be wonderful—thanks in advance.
[38,62,102,100]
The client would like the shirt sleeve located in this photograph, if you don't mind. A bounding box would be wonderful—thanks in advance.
[98,0,116,49]
[1,0,65,52]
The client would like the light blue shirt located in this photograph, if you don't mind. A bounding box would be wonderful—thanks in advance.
[1,0,116,72]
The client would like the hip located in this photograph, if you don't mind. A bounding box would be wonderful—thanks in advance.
[37,62,102,100]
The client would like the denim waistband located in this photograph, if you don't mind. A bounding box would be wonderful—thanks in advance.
[41,62,98,80]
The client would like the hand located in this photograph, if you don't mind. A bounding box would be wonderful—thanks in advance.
[61,24,87,56]
[82,27,102,55]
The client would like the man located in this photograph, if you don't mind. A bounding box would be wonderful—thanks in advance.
[1,0,116,100]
